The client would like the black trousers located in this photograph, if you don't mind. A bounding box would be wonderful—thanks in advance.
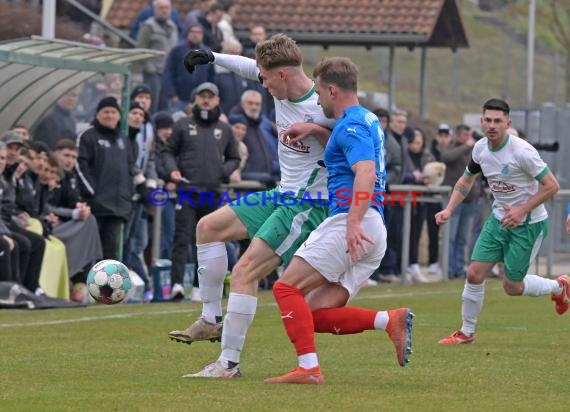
[95,216,124,260]
[8,223,46,291]
[170,193,219,287]
[425,201,442,264]
[0,235,20,283]
[409,204,425,265]
[379,203,403,275]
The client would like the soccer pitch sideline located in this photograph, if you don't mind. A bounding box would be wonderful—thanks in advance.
[1,280,568,412]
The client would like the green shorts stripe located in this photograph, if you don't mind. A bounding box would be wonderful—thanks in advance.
[471,216,548,282]
[230,189,329,265]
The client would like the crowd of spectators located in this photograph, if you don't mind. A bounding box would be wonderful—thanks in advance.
[0,0,489,303]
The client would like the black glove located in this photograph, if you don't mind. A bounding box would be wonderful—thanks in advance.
[183,50,214,74]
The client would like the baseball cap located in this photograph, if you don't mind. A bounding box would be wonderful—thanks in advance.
[1,130,25,146]
[437,123,451,134]
[194,82,219,97]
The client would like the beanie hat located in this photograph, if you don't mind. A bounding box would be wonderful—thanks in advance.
[153,111,174,130]
[228,114,247,126]
[96,96,121,114]
[130,84,152,101]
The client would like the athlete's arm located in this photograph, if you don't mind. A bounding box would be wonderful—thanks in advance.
[283,123,332,147]
[502,171,559,228]
[435,172,477,225]
[212,53,260,81]
[346,160,376,261]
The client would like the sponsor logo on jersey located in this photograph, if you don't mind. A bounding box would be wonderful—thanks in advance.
[489,180,516,193]
[280,133,311,153]
[501,164,510,176]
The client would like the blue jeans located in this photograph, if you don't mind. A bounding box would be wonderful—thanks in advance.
[124,204,150,290]
[160,200,176,260]
[448,201,478,277]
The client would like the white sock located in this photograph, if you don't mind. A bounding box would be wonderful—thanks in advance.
[197,242,228,324]
[219,293,257,367]
[460,281,485,336]
[298,353,319,369]
[523,274,562,296]
[374,311,389,330]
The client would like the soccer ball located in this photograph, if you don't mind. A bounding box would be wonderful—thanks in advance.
[86,260,132,304]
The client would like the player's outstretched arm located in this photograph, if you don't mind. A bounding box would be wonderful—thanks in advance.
[213,52,259,81]
[435,173,476,225]
[183,49,259,81]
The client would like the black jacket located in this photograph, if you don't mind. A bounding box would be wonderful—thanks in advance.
[50,170,82,220]
[161,115,240,192]
[75,120,134,221]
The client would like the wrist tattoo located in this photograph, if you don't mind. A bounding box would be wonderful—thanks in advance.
[453,183,469,197]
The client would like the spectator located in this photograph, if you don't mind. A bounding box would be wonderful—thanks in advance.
[406,128,434,283]
[124,101,154,302]
[51,139,103,289]
[229,90,279,185]
[76,73,123,123]
[76,97,135,260]
[152,111,176,259]
[228,116,248,183]
[40,151,100,284]
[242,25,266,59]
[11,124,30,140]
[373,108,402,189]
[135,0,179,113]
[162,24,215,113]
[193,3,225,52]
[0,141,21,284]
[184,0,216,33]
[241,25,274,118]
[12,140,69,298]
[440,124,480,279]
[215,39,248,115]
[129,0,184,41]
[218,1,239,45]
[33,89,80,149]
[130,84,153,114]
[424,123,453,275]
[0,134,46,295]
[377,109,413,282]
[160,82,240,301]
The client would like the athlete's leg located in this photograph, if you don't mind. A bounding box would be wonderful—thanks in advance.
[168,205,250,343]
[219,237,281,367]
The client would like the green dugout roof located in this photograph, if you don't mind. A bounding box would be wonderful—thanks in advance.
[0,36,163,133]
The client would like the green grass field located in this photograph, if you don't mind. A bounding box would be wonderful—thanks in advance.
[1,279,569,411]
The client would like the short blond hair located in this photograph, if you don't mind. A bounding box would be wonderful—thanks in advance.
[255,34,303,70]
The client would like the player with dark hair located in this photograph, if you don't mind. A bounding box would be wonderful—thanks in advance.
[437,98,567,345]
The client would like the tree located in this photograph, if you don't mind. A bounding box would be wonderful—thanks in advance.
[547,0,570,102]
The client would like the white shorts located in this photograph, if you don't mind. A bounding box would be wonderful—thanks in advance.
[295,208,387,298]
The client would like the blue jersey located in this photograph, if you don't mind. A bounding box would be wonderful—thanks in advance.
[324,105,386,217]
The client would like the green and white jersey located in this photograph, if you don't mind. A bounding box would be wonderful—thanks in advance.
[465,134,549,224]
[273,87,335,198]
[213,52,335,198]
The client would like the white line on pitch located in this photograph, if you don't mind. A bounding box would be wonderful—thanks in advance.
[0,286,493,329]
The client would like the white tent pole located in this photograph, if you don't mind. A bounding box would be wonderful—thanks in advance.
[42,0,56,39]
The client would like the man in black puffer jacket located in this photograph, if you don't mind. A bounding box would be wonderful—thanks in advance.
[76,97,134,260]
[161,82,240,301]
